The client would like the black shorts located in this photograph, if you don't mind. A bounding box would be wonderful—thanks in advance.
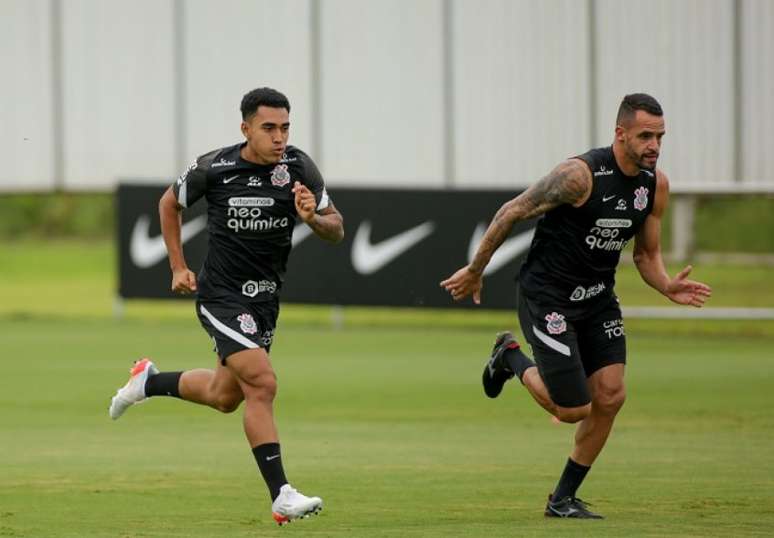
[517,290,626,408]
[196,297,279,364]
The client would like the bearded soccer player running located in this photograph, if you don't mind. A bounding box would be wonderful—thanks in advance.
[441,93,711,519]
[109,87,343,525]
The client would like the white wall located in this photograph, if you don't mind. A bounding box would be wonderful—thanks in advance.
[741,0,774,184]
[0,0,771,191]
[183,0,313,166]
[594,0,735,187]
[320,0,445,186]
[0,0,55,190]
[60,0,177,188]
[453,0,591,188]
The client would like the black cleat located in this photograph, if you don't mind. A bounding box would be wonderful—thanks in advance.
[544,494,604,519]
[481,331,519,398]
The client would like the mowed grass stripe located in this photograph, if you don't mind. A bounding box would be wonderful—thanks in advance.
[1,318,772,536]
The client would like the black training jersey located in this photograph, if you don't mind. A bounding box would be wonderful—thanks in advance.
[519,146,657,311]
[172,143,331,303]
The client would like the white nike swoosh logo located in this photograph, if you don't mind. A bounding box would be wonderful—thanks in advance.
[551,506,579,516]
[467,224,535,276]
[223,174,239,184]
[602,195,616,202]
[351,221,435,275]
[266,454,281,461]
[291,224,314,248]
[129,214,208,268]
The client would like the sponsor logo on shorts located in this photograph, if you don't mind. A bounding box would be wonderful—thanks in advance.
[270,164,291,187]
[242,279,277,297]
[237,313,258,335]
[545,312,567,335]
[634,186,649,211]
[261,329,274,347]
[570,282,606,302]
[603,318,625,339]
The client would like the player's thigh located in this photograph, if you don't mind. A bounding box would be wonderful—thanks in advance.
[576,297,627,378]
[225,348,277,397]
[210,358,243,399]
[518,292,590,408]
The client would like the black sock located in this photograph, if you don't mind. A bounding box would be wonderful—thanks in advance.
[144,372,182,398]
[252,443,288,501]
[502,346,536,383]
[552,458,591,501]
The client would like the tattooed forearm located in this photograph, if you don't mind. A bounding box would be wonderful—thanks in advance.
[467,159,590,274]
[307,206,344,243]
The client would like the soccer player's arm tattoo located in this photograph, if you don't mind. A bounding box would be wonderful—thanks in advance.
[307,204,344,243]
[468,159,591,274]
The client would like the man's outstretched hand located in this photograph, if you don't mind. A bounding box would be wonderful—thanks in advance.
[440,266,483,304]
[664,265,712,307]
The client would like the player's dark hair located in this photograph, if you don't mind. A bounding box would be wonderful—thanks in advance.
[616,93,663,126]
[240,87,290,120]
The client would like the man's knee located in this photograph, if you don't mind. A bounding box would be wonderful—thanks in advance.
[555,403,592,423]
[213,392,243,414]
[594,384,626,415]
[242,370,278,402]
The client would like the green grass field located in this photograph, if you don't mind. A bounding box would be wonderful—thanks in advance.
[1,240,773,537]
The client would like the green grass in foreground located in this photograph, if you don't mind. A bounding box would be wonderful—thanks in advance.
[0,318,773,537]
[1,239,774,535]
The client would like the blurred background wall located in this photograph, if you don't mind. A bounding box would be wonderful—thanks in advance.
[2,0,773,193]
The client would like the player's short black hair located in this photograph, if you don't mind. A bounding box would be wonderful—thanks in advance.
[240,87,290,120]
[616,93,663,126]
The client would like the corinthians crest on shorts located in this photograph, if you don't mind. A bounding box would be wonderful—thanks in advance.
[237,313,258,335]
[270,164,291,187]
[545,312,567,335]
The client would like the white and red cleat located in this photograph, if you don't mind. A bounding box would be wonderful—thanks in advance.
[109,358,158,420]
[271,484,323,525]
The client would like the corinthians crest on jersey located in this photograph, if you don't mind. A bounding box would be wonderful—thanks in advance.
[270,164,291,187]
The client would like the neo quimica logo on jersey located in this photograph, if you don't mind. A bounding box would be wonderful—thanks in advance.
[227,206,290,232]
[584,219,633,251]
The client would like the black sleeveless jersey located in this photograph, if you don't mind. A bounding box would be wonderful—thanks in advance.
[172,143,331,303]
[518,146,657,312]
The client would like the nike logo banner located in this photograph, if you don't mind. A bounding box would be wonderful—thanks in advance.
[130,214,208,268]
[117,184,532,308]
[352,221,435,275]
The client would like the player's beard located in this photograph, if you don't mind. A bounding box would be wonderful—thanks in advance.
[625,140,656,170]
[638,150,658,170]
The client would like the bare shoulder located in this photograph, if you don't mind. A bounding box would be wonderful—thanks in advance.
[526,158,592,208]
[655,168,670,189]
[650,168,670,216]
